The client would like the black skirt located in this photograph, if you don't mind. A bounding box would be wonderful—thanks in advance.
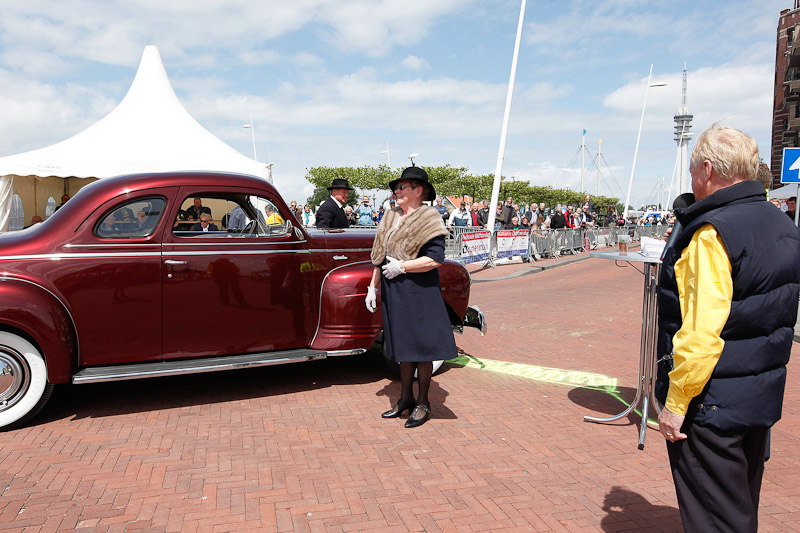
[381,236,458,362]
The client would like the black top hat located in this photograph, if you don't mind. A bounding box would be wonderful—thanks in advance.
[389,166,436,202]
[327,178,355,191]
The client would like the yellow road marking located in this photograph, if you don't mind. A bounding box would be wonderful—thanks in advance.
[446,355,618,391]
[446,354,658,424]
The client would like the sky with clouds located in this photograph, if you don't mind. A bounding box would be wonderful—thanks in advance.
[0,0,790,207]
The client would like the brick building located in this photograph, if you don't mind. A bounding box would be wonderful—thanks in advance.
[772,1,800,187]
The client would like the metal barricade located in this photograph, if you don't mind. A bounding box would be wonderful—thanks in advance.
[446,224,642,261]
[447,226,484,259]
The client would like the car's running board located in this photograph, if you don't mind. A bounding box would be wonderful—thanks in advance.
[72,349,331,384]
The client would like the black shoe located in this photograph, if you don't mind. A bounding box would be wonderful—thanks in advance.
[382,399,416,418]
[404,405,431,428]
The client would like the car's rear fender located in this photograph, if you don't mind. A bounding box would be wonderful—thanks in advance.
[0,277,78,384]
[310,261,382,352]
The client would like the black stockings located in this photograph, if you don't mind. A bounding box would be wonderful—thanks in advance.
[398,361,433,407]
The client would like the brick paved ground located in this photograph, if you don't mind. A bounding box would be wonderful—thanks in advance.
[2,257,799,532]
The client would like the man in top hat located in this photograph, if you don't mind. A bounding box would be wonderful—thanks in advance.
[316,178,354,229]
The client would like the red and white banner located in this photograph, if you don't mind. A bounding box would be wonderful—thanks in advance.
[459,231,491,264]
[496,230,529,258]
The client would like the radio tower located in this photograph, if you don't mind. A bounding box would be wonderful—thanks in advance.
[674,63,693,196]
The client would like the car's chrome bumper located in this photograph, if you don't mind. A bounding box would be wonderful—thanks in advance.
[456,305,487,336]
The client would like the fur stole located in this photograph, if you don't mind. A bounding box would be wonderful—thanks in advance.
[371,205,448,265]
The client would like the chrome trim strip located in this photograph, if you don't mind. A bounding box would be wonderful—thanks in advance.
[0,275,81,362]
[308,248,372,253]
[72,349,328,384]
[0,249,316,261]
[165,249,311,257]
[0,252,162,261]
[310,260,373,346]
[326,348,367,357]
[64,243,160,248]
[163,240,306,246]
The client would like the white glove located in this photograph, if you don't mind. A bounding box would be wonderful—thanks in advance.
[365,286,377,313]
[382,256,406,280]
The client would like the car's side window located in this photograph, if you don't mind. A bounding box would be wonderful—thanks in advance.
[173,194,290,238]
[95,197,166,239]
[247,195,291,237]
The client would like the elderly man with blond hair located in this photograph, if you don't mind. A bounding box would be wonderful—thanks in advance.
[656,124,800,532]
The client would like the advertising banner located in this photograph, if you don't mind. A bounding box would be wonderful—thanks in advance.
[496,229,529,258]
[459,231,491,264]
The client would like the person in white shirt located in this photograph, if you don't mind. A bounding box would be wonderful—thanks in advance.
[448,201,470,227]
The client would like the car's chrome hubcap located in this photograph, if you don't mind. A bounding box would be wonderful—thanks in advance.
[0,347,30,412]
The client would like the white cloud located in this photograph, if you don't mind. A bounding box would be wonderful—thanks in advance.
[238,49,282,66]
[604,63,774,150]
[0,70,119,154]
[523,82,572,103]
[0,0,470,77]
[401,55,429,71]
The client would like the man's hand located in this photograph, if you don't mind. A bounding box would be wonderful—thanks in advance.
[382,256,406,279]
[365,286,377,313]
[658,406,687,442]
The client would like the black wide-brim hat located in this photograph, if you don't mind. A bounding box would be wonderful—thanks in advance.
[388,166,436,202]
[327,178,355,191]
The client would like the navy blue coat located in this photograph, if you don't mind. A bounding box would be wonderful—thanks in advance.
[656,180,800,431]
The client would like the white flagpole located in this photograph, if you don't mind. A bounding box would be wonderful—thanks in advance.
[486,0,527,233]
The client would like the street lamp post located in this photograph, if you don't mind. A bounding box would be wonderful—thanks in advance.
[242,114,257,162]
[623,65,666,220]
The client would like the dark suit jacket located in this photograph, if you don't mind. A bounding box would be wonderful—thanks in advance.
[192,222,219,232]
[185,205,212,221]
[315,197,349,229]
[477,208,490,227]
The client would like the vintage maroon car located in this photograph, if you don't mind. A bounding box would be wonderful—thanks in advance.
[0,172,485,429]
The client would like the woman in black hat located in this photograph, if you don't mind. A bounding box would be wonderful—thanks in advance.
[364,167,457,428]
[316,178,354,229]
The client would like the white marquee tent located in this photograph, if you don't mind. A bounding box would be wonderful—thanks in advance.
[769,182,800,200]
[0,45,271,230]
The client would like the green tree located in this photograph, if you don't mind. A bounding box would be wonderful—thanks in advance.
[306,185,358,208]
[303,165,618,210]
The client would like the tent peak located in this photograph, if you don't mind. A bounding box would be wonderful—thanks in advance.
[121,45,182,109]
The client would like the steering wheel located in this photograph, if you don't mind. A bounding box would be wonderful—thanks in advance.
[242,220,257,235]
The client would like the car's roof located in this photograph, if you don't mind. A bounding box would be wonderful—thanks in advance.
[80,171,279,199]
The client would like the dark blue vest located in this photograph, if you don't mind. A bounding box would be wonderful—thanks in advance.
[656,180,800,431]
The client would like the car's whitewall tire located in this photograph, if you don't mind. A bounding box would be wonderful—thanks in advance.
[0,332,53,430]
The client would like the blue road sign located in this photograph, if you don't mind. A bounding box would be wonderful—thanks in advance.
[781,147,800,183]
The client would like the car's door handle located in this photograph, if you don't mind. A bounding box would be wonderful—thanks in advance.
[165,260,188,266]
[333,255,347,260]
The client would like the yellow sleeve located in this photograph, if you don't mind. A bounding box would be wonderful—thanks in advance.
[665,223,733,415]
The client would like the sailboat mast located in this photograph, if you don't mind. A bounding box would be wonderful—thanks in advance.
[581,129,586,193]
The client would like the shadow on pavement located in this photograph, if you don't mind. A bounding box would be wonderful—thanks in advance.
[601,486,681,532]
[567,386,641,419]
[33,350,389,427]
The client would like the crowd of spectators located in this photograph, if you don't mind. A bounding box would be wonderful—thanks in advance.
[287,190,800,231]
[440,193,604,231]
[289,193,625,230]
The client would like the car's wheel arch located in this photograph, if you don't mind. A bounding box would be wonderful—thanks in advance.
[0,278,78,384]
